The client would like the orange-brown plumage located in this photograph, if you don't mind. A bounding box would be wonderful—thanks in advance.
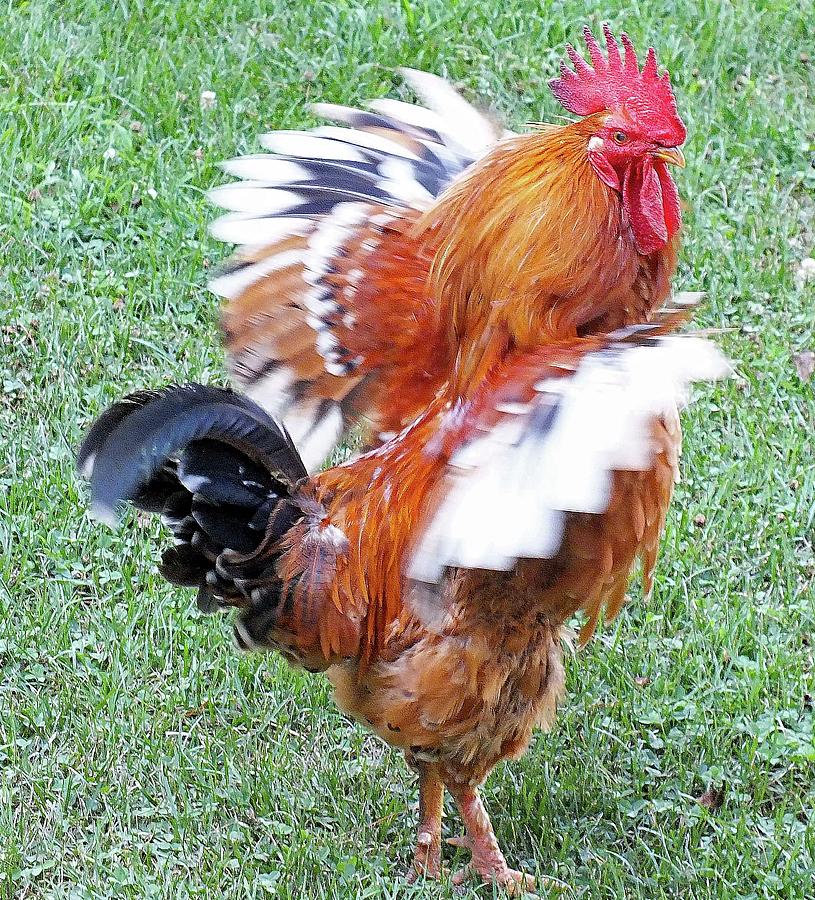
[416,117,681,394]
[424,119,678,341]
[81,25,728,895]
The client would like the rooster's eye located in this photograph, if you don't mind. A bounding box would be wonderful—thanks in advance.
[613,131,629,145]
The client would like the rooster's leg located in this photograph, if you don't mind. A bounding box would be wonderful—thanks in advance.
[446,783,536,896]
[406,762,444,881]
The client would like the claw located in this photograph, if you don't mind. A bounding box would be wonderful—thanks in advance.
[407,849,443,883]
[452,863,539,896]
[446,834,472,849]
[444,785,565,897]
[406,864,442,884]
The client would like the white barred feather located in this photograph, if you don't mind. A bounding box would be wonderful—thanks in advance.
[377,158,435,205]
[207,184,307,214]
[219,157,312,183]
[306,202,369,259]
[209,214,310,246]
[259,131,370,162]
[368,98,448,134]
[243,371,345,473]
[311,125,426,160]
[209,248,305,299]
[209,70,509,266]
[409,335,730,583]
[399,68,510,155]
[282,401,344,473]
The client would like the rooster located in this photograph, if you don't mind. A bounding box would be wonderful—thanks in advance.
[208,24,688,471]
[79,26,728,895]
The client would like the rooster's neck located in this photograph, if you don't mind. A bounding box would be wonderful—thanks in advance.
[423,123,679,360]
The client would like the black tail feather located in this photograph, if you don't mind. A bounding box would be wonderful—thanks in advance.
[77,389,161,478]
[177,440,273,507]
[82,385,306,523]
[78,384,307,612]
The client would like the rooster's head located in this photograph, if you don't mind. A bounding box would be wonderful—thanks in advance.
[549,24,687,255]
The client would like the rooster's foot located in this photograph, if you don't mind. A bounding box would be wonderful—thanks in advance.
[452,867,537,896]
[445,784,545,897]
[451,863,536,895]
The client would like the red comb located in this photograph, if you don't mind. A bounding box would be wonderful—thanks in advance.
[549,24,686,146]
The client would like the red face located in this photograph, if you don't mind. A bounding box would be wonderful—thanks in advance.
[587,114,686,257]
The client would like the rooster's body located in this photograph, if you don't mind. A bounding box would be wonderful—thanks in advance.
[80,27,727,893]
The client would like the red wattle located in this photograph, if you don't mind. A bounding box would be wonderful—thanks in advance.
[655,158,682,239]
[623,156,668,256]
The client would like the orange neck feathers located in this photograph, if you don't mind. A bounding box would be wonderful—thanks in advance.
[419,119,679,384]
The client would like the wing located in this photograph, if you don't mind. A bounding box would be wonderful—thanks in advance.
[408,302,729,634]
[210,70,512,471]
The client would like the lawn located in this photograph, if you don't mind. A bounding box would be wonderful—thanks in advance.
[1,0,814,897]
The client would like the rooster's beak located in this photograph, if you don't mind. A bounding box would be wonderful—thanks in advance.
[653,146,686,168]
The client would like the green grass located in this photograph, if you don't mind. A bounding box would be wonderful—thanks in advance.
[1,0,814,897]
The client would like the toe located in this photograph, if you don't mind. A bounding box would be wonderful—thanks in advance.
[502,870,537,896]
[451,865,470,887]
[453,864,539,896]
[446,835,472,850]
[509,870,537,891]
[407,862,442,883]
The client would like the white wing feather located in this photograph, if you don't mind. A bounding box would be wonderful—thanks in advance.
[409,335,730,583]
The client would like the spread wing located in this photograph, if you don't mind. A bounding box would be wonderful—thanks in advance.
[408,298,729,585]
[210,70,513,471]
